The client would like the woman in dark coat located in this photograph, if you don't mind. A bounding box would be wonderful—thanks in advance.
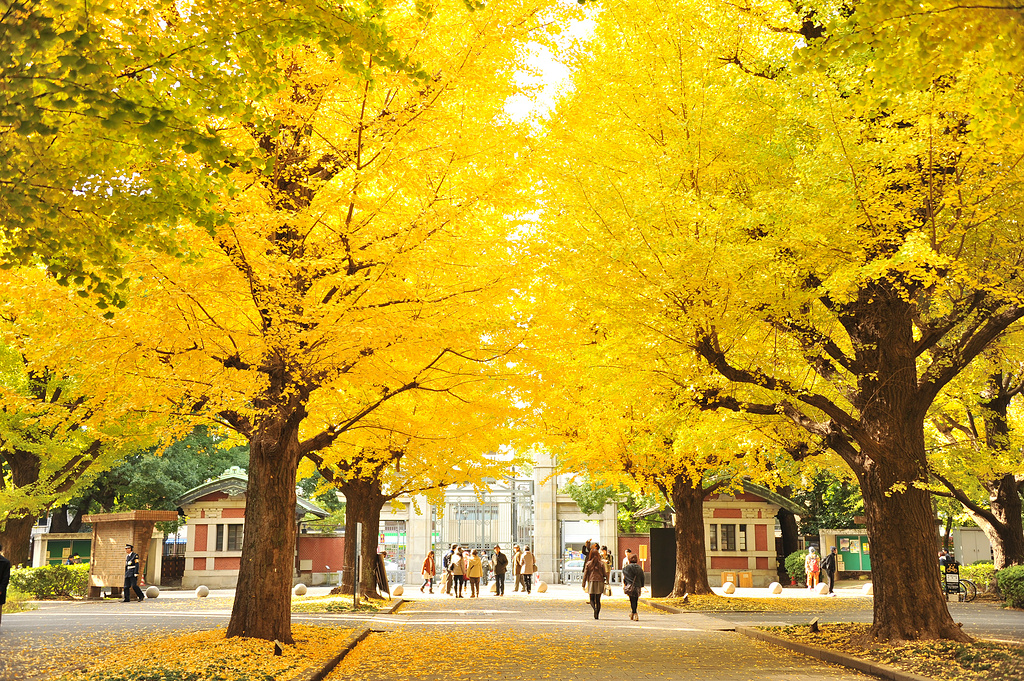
[622,553,645,620]
[583,546,607,619]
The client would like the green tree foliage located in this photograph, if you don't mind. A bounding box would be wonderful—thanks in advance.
[792,470,864,535]
[562,477,618,516]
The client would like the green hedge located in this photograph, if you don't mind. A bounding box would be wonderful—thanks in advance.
[785,550,809,583]
[960,561,997,592]
[10,563,90,599]
[997,565,1024,608]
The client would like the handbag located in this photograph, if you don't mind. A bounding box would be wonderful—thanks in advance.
[623,580,637,596]
[604,585,612,597]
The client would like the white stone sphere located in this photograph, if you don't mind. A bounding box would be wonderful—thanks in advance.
[293,583,308,596]
[536,580,547,593]
[767,581,783,595]
[195,585,210,598]
[392,585,404,596]
[863,582,874,595]
[145,586,160,599]
[722,581,736,594]
[816,582,830,595]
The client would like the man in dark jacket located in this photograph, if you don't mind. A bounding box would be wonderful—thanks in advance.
[491,545,508,596]
[123,544,146,602]
[821,546,838,596]
[0,548,11,627]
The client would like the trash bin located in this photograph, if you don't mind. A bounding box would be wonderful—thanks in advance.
[721,571,737,585]
[738,571,753,588]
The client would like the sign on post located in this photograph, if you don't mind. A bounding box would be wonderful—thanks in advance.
[944,562,960,596]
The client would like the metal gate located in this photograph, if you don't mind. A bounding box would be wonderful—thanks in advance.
[436,480,534,557]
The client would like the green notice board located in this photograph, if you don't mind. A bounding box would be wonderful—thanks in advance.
[46,539,92,565]
[836,534,871,571]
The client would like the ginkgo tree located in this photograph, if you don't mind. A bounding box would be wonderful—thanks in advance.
[538,0,1024,641]
[2,0,576,643]
[1,0,403,305]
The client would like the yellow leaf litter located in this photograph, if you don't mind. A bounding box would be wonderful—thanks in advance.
[56,623,358,681]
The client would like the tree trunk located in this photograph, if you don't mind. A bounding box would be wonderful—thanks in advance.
[338,478,388,599]
[669,475,713,597]
[0,515,35,567]
[844,289,967,642]
[49,505,72,534]
[226,418,301,643]
[972,474,1024,569]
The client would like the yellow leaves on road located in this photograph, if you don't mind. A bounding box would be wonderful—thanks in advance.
[764,623,1024,681]
[658,594,872,613]
[56,624,358,681]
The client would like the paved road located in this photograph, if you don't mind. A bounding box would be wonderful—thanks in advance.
[326,591,873,681]
[3,586,1021,680]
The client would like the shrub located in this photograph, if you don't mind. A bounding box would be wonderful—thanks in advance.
[10,564,90,599]
[996,564,1024,608]
[785,550,809,583]
[960,561,997,592]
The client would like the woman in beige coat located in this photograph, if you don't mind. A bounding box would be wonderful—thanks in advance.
[451,548,466,598]
[467,549,483,597]
[520,546,537,594]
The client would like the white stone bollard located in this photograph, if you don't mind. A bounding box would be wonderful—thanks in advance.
[767,581,783,595]
[863,582,873,595]
[392,585,404,596]
[293,583,308,596]
[722,581,736,594]
[195,585,210,598]
[816,582,830,595]
[537,580,547,593]
[145,586,160,599]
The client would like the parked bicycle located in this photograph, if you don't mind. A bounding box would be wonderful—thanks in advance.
[955,578,977,603]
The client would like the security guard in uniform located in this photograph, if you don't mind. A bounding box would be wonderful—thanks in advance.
[124,544,145,602]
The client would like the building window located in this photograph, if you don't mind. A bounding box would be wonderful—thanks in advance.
[721,524,736,551]
[227,524,243,551]
[739,524,747,552]
[709,525,718,551]
[216,524,224,551]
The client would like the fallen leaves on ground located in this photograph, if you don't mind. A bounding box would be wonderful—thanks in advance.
[763,623,1024,681]
[656,594,872,612]
[291,594,383,613]
[54,623,358,681]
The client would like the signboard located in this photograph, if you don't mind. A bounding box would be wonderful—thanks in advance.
[944,562,960,595]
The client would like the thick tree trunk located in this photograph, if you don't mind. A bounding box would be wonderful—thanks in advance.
[339,478,388,599]
[49,505,72,534]
[669,475,713,597]
[0,515,35,567]
[845,288,967,642]
[226,419,301,643]
[972,474,1024,569]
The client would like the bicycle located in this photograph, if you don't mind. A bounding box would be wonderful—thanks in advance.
[956,579,977,603]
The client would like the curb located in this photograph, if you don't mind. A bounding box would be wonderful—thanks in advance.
[735,626,934,681]
[296,625,371,681]
[297,598,404,681]
[640,598,683,614]
[378,597,404,614]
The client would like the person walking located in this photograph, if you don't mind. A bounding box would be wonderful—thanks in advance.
[123,544,145,602]
[442,544,456,595]
[622,553,644,620]
[451,547,466,598]
[492,545,508,596]
[622,548,633,570]
[467,549,483,598]
[512,545,524,592]
[804,547,820,590]
[0,548,11,628]
[583,546,607,619]
[820,546,838,596]
[421,551,436,593]
[521,546,536,594]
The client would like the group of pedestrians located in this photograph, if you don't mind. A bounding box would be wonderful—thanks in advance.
[581,540,645,620]
[421,544,537,597]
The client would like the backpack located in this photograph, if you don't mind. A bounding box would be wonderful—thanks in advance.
[442,552,452,569]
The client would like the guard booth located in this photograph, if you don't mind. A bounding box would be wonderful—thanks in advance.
[82,510,179,598]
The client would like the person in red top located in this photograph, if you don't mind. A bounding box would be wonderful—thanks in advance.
[420,551,436,593]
